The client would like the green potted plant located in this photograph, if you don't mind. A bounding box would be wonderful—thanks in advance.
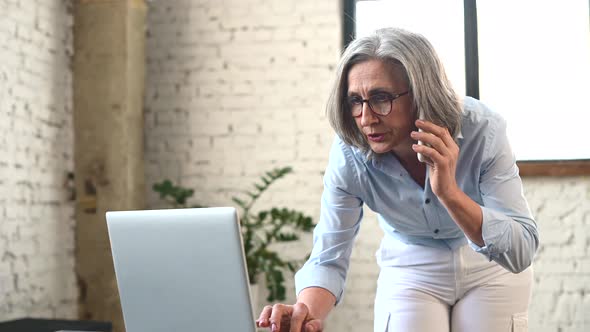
[153,166,315,302]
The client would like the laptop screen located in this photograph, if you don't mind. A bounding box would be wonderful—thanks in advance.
[106,207,256,332]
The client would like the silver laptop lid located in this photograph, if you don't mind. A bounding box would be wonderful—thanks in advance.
[106,207,255,332]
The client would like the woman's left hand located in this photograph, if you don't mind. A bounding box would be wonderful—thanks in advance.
[410,119,460,201]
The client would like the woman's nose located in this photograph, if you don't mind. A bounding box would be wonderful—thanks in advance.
[359,103,379,126]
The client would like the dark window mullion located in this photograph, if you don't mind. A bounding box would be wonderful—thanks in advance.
[464,0,479,99]
[342,0,356,49]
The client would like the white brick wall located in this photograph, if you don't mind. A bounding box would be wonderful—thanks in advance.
[144,0,341,213]
[145,1,589,331]
[524,178,590,332]
[0,0,77,320]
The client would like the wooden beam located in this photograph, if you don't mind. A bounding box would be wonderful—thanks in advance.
[518,160,590,176]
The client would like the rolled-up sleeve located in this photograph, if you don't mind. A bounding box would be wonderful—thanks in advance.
[469,116,539,273]
[295,137,364,304]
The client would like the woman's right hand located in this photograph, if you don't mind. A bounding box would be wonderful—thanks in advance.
[256,302,324,332]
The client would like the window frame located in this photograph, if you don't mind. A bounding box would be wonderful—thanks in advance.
[342,0,590,176]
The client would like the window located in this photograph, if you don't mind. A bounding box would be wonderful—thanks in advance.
[477,0,590,161]
[347,0,590,175]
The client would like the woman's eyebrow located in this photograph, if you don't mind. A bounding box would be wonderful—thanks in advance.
[347,87,392,97]
[367,88,393,95]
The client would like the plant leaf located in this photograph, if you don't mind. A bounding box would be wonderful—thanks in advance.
[232,197,247,209]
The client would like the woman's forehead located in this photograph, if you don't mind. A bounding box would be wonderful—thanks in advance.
[347,59,407,91]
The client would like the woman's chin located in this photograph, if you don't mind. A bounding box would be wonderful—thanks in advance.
[369,142,393,154]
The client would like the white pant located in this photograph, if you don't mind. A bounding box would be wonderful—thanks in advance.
[374,237,533,332]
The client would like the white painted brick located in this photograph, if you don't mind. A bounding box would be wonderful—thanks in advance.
[0,0,76,320]
[0,18,17,35]
[530,291,559,316]
[0,272,13,295]
[7,236,38,256]
[562,276,590,293]
[575,258,590,273]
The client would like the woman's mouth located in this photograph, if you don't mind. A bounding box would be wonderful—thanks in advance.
[367,133,385,142]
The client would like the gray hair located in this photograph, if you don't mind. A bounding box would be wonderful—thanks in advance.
[327,27,462,158]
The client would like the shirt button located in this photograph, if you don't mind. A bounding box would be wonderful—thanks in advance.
[425,198,431,204]
[434,229,439,234]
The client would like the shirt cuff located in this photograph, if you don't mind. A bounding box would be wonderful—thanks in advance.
[468,206,512,260]
[295,264,345,305]
[467,238,495,261]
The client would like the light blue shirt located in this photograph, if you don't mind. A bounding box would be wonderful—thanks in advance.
[294,97,539,304]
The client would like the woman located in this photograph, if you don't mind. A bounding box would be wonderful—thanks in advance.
[256,28,538,332]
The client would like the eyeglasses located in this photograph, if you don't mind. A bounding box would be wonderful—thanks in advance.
[347,91,409,117]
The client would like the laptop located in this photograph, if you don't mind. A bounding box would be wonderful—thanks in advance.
[105,207,256,332]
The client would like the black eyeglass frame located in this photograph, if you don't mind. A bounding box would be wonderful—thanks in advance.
[348,91,409,117]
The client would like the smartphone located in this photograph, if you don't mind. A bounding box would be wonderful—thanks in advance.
[416,110,433,164]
